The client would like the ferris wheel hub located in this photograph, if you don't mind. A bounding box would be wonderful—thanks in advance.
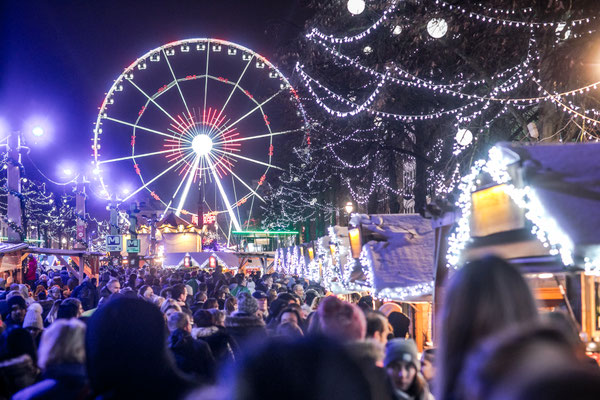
[191,134,213,156]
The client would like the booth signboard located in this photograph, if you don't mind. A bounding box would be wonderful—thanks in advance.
[106,235,122,252]
[471,184,524,237]
[126,239,140,253]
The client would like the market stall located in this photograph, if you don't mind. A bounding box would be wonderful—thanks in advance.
[441,142,600,355]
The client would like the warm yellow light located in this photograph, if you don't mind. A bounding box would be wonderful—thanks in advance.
[349,228,362,259]
[308,247,314,260]
[344,201,354,214]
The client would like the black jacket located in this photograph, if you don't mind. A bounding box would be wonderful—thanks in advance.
[168,329,215,384]
[224,312,266,357]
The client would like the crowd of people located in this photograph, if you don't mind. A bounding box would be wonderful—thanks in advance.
[0,255,598,399]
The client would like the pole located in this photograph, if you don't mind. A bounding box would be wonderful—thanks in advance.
[6,133,23,243]
[75,175,87,249]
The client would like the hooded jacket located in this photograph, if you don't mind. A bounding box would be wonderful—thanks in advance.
[225,312,266,356]
[168,329,215,384]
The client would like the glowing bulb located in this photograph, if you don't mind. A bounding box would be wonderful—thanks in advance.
[32,126,44,137]
[122,187,130,195]
[363,46,373,54]
[455,128,473,146]
[347,0,365,15]
[63,168,73,177]
[192,134,213,156]
[427,18,448,39]
[392,25,402,35]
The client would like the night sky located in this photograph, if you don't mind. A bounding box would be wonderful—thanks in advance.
[0,0,312,219]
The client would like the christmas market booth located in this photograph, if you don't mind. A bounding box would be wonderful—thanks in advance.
[0,243,102,283]
[274,215,436,350]
[443,142,600,358]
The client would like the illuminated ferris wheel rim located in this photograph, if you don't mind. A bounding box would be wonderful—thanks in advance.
[92,38,309,227]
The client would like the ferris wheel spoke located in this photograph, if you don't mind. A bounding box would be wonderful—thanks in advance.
[125,78,184,129]
[203,45,210,119]
[212,155,265,202]
[164,157,196,217]
[206,156,242,231]
[213,128,302,145]
[162,48,192,116]
[175,155,201,216]
[216,55,255,121]
[212,148,283,170]
[119,153,193,203]
[220,88,285,132]
[103,116,185,141]
[98,148,177,165]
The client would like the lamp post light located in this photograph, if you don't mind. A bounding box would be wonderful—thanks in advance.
[344,201,354,215]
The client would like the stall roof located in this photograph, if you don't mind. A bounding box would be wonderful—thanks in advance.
[353,214,435,300]
[0,243,28,254]
[163,251,241,269]
[503,142,600,248]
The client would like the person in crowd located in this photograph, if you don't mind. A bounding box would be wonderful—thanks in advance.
[138,284,154,301]
[98,277,120,306]
[421,348,436,394]
[366,311,391,346]
[168,311,215,384]
[277,307,303,331]
[225,292,266,356]
[384,339,433,400]
[230,274,250,297]
[5,295,27,330]
[255,275,273,293]
[57,298,83,320]
[203,297,219,310]
[252,290,269,320]
[25,256,37,289]
[22,303,44,345]
[161,298,183,321]
[192,309,235,365]
[86,297,195,399]
[388,311,411,339]
[357,295,375,313]
[302,289,319,316]
[318,296,366,343]
[292,283,305,302]
[12,319,88,400]
[275,321,304,339]
[218,336,373,400]
[71,276,99,311]
[172,283,193,316]
[436,255,539,400]
[460,323,600,400]
[224,296,237,316]
[0,328,39,398]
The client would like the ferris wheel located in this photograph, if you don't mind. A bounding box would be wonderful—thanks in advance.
[92,38,308,237]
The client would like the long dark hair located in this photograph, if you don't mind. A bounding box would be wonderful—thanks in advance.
[436,255,538,400]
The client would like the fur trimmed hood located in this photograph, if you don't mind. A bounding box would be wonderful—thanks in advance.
[225,313,266,329]
[192,326,219,338]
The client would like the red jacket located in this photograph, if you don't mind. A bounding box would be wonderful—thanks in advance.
[26,259,37,281]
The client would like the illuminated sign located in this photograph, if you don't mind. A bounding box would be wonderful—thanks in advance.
[209,256,217,268]
[203,213,217,225]
[471,184,525,237]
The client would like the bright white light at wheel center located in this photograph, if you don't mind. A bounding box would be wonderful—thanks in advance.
[192,134,213,156]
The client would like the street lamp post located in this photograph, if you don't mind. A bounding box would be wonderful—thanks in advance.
[6,133,24,243]
[344,201,354,226]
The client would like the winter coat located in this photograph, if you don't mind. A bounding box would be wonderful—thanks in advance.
[192,325,236,365]
[71,280,99,311]
[225,312,266,356]
[0,354,39,399]
[168,329,215,384]
[25,260,37,282]
[12,363,89,400]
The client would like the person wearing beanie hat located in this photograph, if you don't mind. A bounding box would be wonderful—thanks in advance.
[317,296,366,342]
[225,292,266,357]
[384,339,433,400]
[23,303,44,341]
[6,295,27,330]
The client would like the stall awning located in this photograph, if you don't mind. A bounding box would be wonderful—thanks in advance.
[355,214,435,301]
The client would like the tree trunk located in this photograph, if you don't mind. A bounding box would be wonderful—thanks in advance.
[414,131,428,215]
[387,149,401,214]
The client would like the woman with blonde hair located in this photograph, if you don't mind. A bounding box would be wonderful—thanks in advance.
[13,319,88,400]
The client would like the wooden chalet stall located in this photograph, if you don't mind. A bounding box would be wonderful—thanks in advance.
[440,142,600,357]
[351,214,436,351]
[0,243,102,283]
